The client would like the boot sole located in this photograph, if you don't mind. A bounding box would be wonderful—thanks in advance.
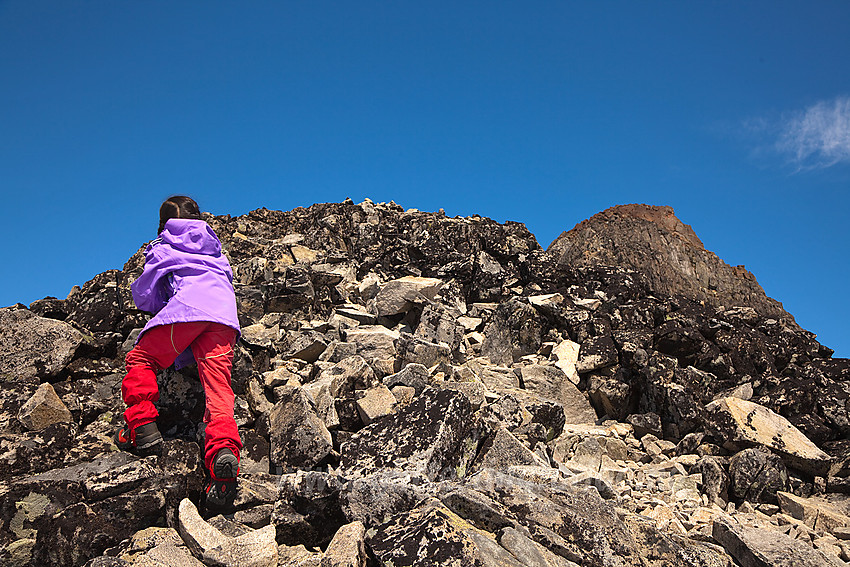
[213,452,239,479]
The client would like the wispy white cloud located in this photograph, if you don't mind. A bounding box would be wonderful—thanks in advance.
[776,96,850,170]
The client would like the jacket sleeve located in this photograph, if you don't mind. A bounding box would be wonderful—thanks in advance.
[131,245,178,314]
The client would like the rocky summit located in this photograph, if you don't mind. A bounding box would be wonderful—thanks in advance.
[1,199,849,567]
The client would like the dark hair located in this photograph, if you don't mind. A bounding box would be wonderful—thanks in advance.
[159,195,201,234]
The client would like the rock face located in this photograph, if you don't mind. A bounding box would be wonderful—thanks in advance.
[546,204,794,323]
[0,198,848,566]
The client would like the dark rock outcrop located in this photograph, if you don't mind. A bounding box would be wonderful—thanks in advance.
[546,204,795,324]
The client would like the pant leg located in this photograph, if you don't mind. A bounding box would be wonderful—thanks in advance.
[190,323,242,472]
[122,322,209,430]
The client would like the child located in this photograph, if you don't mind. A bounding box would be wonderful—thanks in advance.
[115,195,242,509]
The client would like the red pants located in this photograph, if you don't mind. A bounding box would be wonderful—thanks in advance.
[122,322,241,471]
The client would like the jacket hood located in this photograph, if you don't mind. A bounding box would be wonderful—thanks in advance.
[159,219,222,255]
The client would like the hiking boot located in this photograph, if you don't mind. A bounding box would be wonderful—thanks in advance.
[114,421,163,455]
[205,449,239,511]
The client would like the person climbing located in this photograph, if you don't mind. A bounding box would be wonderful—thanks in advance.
[114,195,242,510]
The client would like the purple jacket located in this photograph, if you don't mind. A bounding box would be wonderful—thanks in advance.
[132,219,240,367]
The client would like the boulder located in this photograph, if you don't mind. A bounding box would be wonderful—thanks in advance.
[481,299,544,366]
[320,521,367,567]
[270,387,333,472]
[713,517,837,567]
[340,388,476,481]
[551,340,581,385]
[706,397,832,476]
[177,499,277,567]
[471,426,549,473]
[17,383,72,431]
[519,365,597,425]
[0,308,88,381]
[355,385,396,426]
[339,470,431,527]
[374,276,444,316]
[382,363,430,395]
[342,327,398,362]
[326,356,377,399]
[274,471,347,548]
[369,498,527,567]
[729,448,788,504]
[777,492,850,536]
[464,469,645,566]
[284,333,328,363]
[576,336,618,374]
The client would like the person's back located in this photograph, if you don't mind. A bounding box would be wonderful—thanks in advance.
[115,196,242,511]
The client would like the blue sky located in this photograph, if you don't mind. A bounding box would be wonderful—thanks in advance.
[1,2,848,356]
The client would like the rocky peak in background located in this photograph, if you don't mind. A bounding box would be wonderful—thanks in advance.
[546,204,794,325]
[1,198,848,567]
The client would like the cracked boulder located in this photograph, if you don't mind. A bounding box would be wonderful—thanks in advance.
[270,386,333,472]
[340,388,476,481]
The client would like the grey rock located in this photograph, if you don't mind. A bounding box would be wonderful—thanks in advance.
[374,276,444,316]
[278,544,322,567]
[34,487,167,566]
[414,303,464,355]
[327,356,377,399]
[519,365,597,425]
[334,307,377,325]
[382,363,430,395]
[241,323,279,348]
[465,359,520,390]
[247,376,275,417]
[0,422,77,479]
[464,469,644,567]
[472,426,549,473]
[627,412,663,439]
[107,526,204,567]
[586,373,633,421]
[83,456,159,501]
[177,498,278,567]
[340,470,431,527]
[0,307,88,381]
[622,513,734,567]
[340,387,476,481]
[481,299,544,366]
[692,456,729,502]
[498,526,580,567]
[706,397,831,476]
[342,326,398,363]
[395,333,451,370]
[551,340,581,385]
[318,341,359,363]
[285,333,328,363]
[369,498,526,567]
[274,471,347,548]
[437,379,487,411]
[713,516,836,567]
[269,386,333,471]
